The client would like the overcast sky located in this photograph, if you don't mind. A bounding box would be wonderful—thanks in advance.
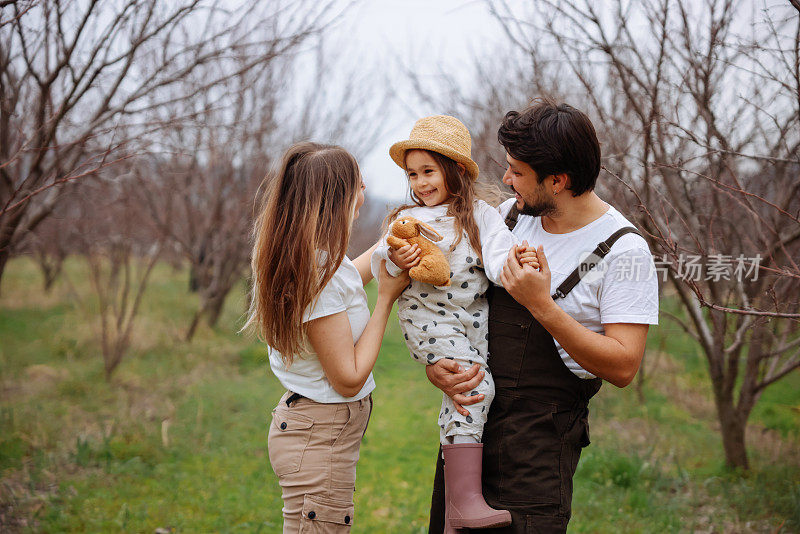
[334,0,507,203]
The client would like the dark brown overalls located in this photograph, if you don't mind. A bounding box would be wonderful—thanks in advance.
[428,209,639,533]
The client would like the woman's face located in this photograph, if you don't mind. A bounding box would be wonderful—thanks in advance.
[353,176,366,220]
[405,150,451,207]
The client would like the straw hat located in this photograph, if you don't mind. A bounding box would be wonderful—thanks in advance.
[389,115,479,181]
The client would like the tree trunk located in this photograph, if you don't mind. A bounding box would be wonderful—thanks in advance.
[0,248,9,296]
[185,292,225,341]
[186,310,202,342]
[43,270,57,292]
[206,293,226,328]
[104,346,121,382]
[717,403,749,470]
[708,338,751,470]
[188,264,200,292]
[635,352,646,404]
[38,255,63,292]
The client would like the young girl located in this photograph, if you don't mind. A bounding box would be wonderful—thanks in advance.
[370,115,537,531]
[245,142,409,532]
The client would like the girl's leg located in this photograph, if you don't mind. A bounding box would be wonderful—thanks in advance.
[437,369,511,530]
[439,365,494,444]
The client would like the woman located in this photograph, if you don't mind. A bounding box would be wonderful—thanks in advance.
[244,142,409,532]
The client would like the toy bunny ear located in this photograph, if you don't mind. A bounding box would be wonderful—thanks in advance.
[417,221,443,242]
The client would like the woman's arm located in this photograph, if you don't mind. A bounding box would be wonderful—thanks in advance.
[307,261,409,397]
[352,241,380,286]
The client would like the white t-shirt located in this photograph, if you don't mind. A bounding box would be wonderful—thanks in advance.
[268,256,375,403]
[371,200,520,284]
[498,198,659,379]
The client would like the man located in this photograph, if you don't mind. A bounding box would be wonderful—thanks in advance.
[427,99,659,533]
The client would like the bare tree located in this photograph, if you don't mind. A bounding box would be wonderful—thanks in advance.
[291,35,394,257]
[134,29,389,340]
[292,35,391,158]
[485,0,800,469]
[23,213,69,292]
[396,39,566,206]
[139,108,267,341]
[65,163,164,380]
[0,0,342,290]
[88,240,162,381]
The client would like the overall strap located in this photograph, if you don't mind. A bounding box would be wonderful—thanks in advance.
[504,203,520,230]
[551,226,642,300]
[503,203,642,301]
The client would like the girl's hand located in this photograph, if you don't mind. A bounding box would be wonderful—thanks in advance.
[516,244,540,270]
[377,260,411,300]
[501,243,551,310]
[388,244,421,270]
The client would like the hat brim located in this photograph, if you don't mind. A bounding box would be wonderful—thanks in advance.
[389,140,479,181]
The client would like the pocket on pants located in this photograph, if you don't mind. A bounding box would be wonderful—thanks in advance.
[487,317,528,388]
[497,397,560,505]
[268,408,314,477]
[299,494,354,532]
[329,403,368,490]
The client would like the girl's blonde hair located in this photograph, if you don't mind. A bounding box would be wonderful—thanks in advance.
[385,150,482,261]
[244,142,361,364]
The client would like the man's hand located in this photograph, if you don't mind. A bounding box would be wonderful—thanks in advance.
[500,241,552,312]
[425,359,485,416]
[388,243,421,270]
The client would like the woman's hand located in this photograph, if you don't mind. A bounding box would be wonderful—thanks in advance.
[388,244,421,270]
[377,259,410,301]
[425,360,485,416]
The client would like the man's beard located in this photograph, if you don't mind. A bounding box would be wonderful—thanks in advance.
[518,196,557,217]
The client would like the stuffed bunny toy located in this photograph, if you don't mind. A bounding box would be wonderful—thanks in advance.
[387,216,451,286]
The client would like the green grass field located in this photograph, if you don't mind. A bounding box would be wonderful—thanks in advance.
[1,257,798,532]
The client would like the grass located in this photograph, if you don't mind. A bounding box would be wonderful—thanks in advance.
[1,256,798,532]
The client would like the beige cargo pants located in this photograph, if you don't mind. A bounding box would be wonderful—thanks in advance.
[268,391,372,533]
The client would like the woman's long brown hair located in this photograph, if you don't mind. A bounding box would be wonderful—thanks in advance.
[385,150,482,261]
[244,142,361,365]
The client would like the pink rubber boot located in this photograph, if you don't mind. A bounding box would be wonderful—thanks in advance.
[442,443,512,530]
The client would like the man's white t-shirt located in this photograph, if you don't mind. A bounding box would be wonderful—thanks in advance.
[498,198,659,379]
[268,255,375,403]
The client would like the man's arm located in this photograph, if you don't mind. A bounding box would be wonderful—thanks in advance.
[500,244,647,387]
[524,303,647,387]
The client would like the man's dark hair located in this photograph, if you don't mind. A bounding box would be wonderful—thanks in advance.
[498,98,600,196]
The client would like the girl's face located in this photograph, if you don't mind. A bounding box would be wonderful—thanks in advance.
[353,176,366,220]
[405,150,451,207]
